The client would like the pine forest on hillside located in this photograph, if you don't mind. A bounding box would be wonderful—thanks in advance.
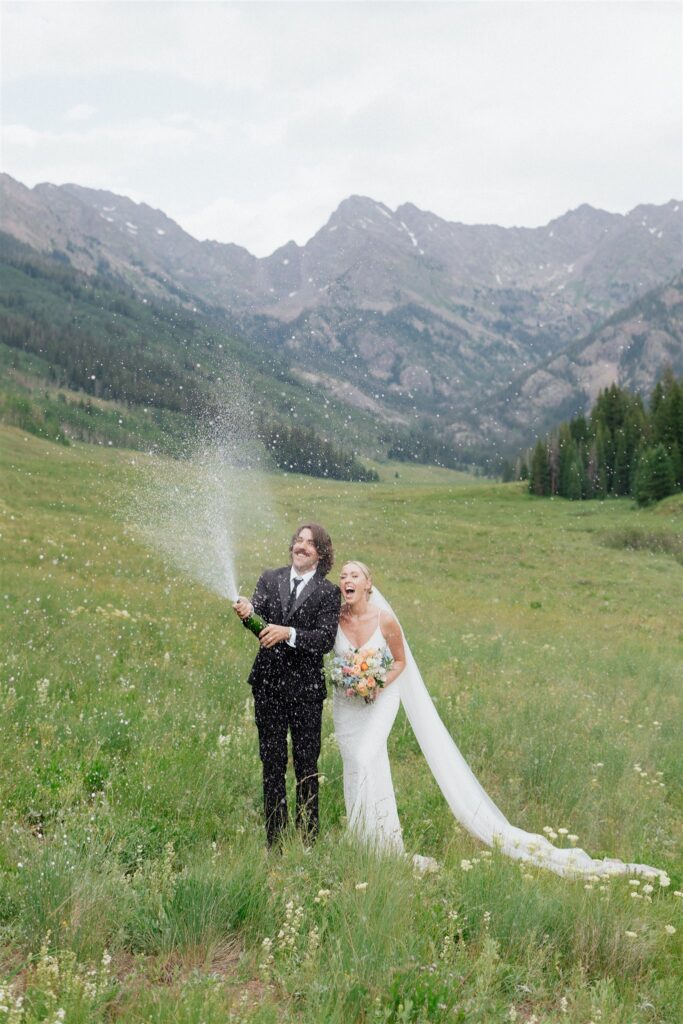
[522,371,683,506]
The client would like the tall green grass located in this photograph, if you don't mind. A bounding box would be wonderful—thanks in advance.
[0,427,681,1021]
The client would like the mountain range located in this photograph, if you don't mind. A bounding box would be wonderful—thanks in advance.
[1,172,681,451]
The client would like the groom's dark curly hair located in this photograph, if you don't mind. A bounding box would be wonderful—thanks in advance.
[290,522,335,576]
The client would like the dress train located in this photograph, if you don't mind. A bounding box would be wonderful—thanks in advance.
[334,590,669,883]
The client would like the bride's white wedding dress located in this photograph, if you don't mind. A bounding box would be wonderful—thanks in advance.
[333,611,404,854]
[333,590,669,883]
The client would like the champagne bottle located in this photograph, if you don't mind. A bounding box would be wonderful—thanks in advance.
[244,611,268,637]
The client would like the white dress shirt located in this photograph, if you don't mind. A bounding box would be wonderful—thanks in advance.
[286,565,318,647]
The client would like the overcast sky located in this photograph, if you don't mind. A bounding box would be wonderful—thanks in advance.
[2,1,681,256]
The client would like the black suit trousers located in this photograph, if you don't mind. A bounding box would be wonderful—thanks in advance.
[253,691,323,845]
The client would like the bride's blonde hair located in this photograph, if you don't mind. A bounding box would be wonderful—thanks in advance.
[342,560,373,595]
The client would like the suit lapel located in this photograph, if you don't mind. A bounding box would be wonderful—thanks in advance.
[278,568,290,619]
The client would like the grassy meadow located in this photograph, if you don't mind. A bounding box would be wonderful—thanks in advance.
[1,424,682,1023]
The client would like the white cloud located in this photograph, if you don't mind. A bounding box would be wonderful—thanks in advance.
[64,103,96,122]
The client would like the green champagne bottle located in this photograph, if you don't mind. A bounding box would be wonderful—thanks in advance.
[244,611,268,638]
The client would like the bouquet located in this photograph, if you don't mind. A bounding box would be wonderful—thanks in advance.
[328,645,394,703]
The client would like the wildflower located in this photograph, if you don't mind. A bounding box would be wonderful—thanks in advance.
[642,884,654,895]
[673,891,683,898]
[314,888,331,904]
[460,859,473,871]
[559,995,568,1013]
[557,827,569,835]
[258,936,274,973]
[568,834,579,844]
[584,884,594,891]
[658,875,671,887]
[625,930,638,938]
[355,882,368,891]
[307,926,320,953]
[628,879,641,887]
[664,925,676,936]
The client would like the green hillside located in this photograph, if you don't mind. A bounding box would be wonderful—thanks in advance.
[0,233,387,477]
[0,425,681,1022]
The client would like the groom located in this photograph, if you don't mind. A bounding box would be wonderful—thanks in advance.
[233,524,340,847]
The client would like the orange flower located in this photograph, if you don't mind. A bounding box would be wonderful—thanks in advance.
[360,662,368,671]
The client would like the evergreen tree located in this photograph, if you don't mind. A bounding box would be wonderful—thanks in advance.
[565,451,586,500]
[529,440,551,496]
[570,414,590,445]
[633,444,676,506]
[593,423,609,498]
[651,369,683,489]
[557,423,576,497]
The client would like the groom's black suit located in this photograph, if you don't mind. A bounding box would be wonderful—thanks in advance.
[247,566,340,844]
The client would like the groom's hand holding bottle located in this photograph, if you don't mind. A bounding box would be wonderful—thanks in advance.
[232,597,292,648]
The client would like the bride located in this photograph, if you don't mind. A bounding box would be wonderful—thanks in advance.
[332,560,669,883]
[333,560,407,855]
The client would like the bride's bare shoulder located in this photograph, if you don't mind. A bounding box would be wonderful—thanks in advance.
[379,609,400,635]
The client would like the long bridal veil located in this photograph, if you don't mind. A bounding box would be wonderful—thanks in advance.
[370,588,669,882]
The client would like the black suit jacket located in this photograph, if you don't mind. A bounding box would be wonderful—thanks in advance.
[246,566,341,702]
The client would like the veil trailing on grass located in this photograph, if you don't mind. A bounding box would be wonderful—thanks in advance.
[370,588,669,883]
